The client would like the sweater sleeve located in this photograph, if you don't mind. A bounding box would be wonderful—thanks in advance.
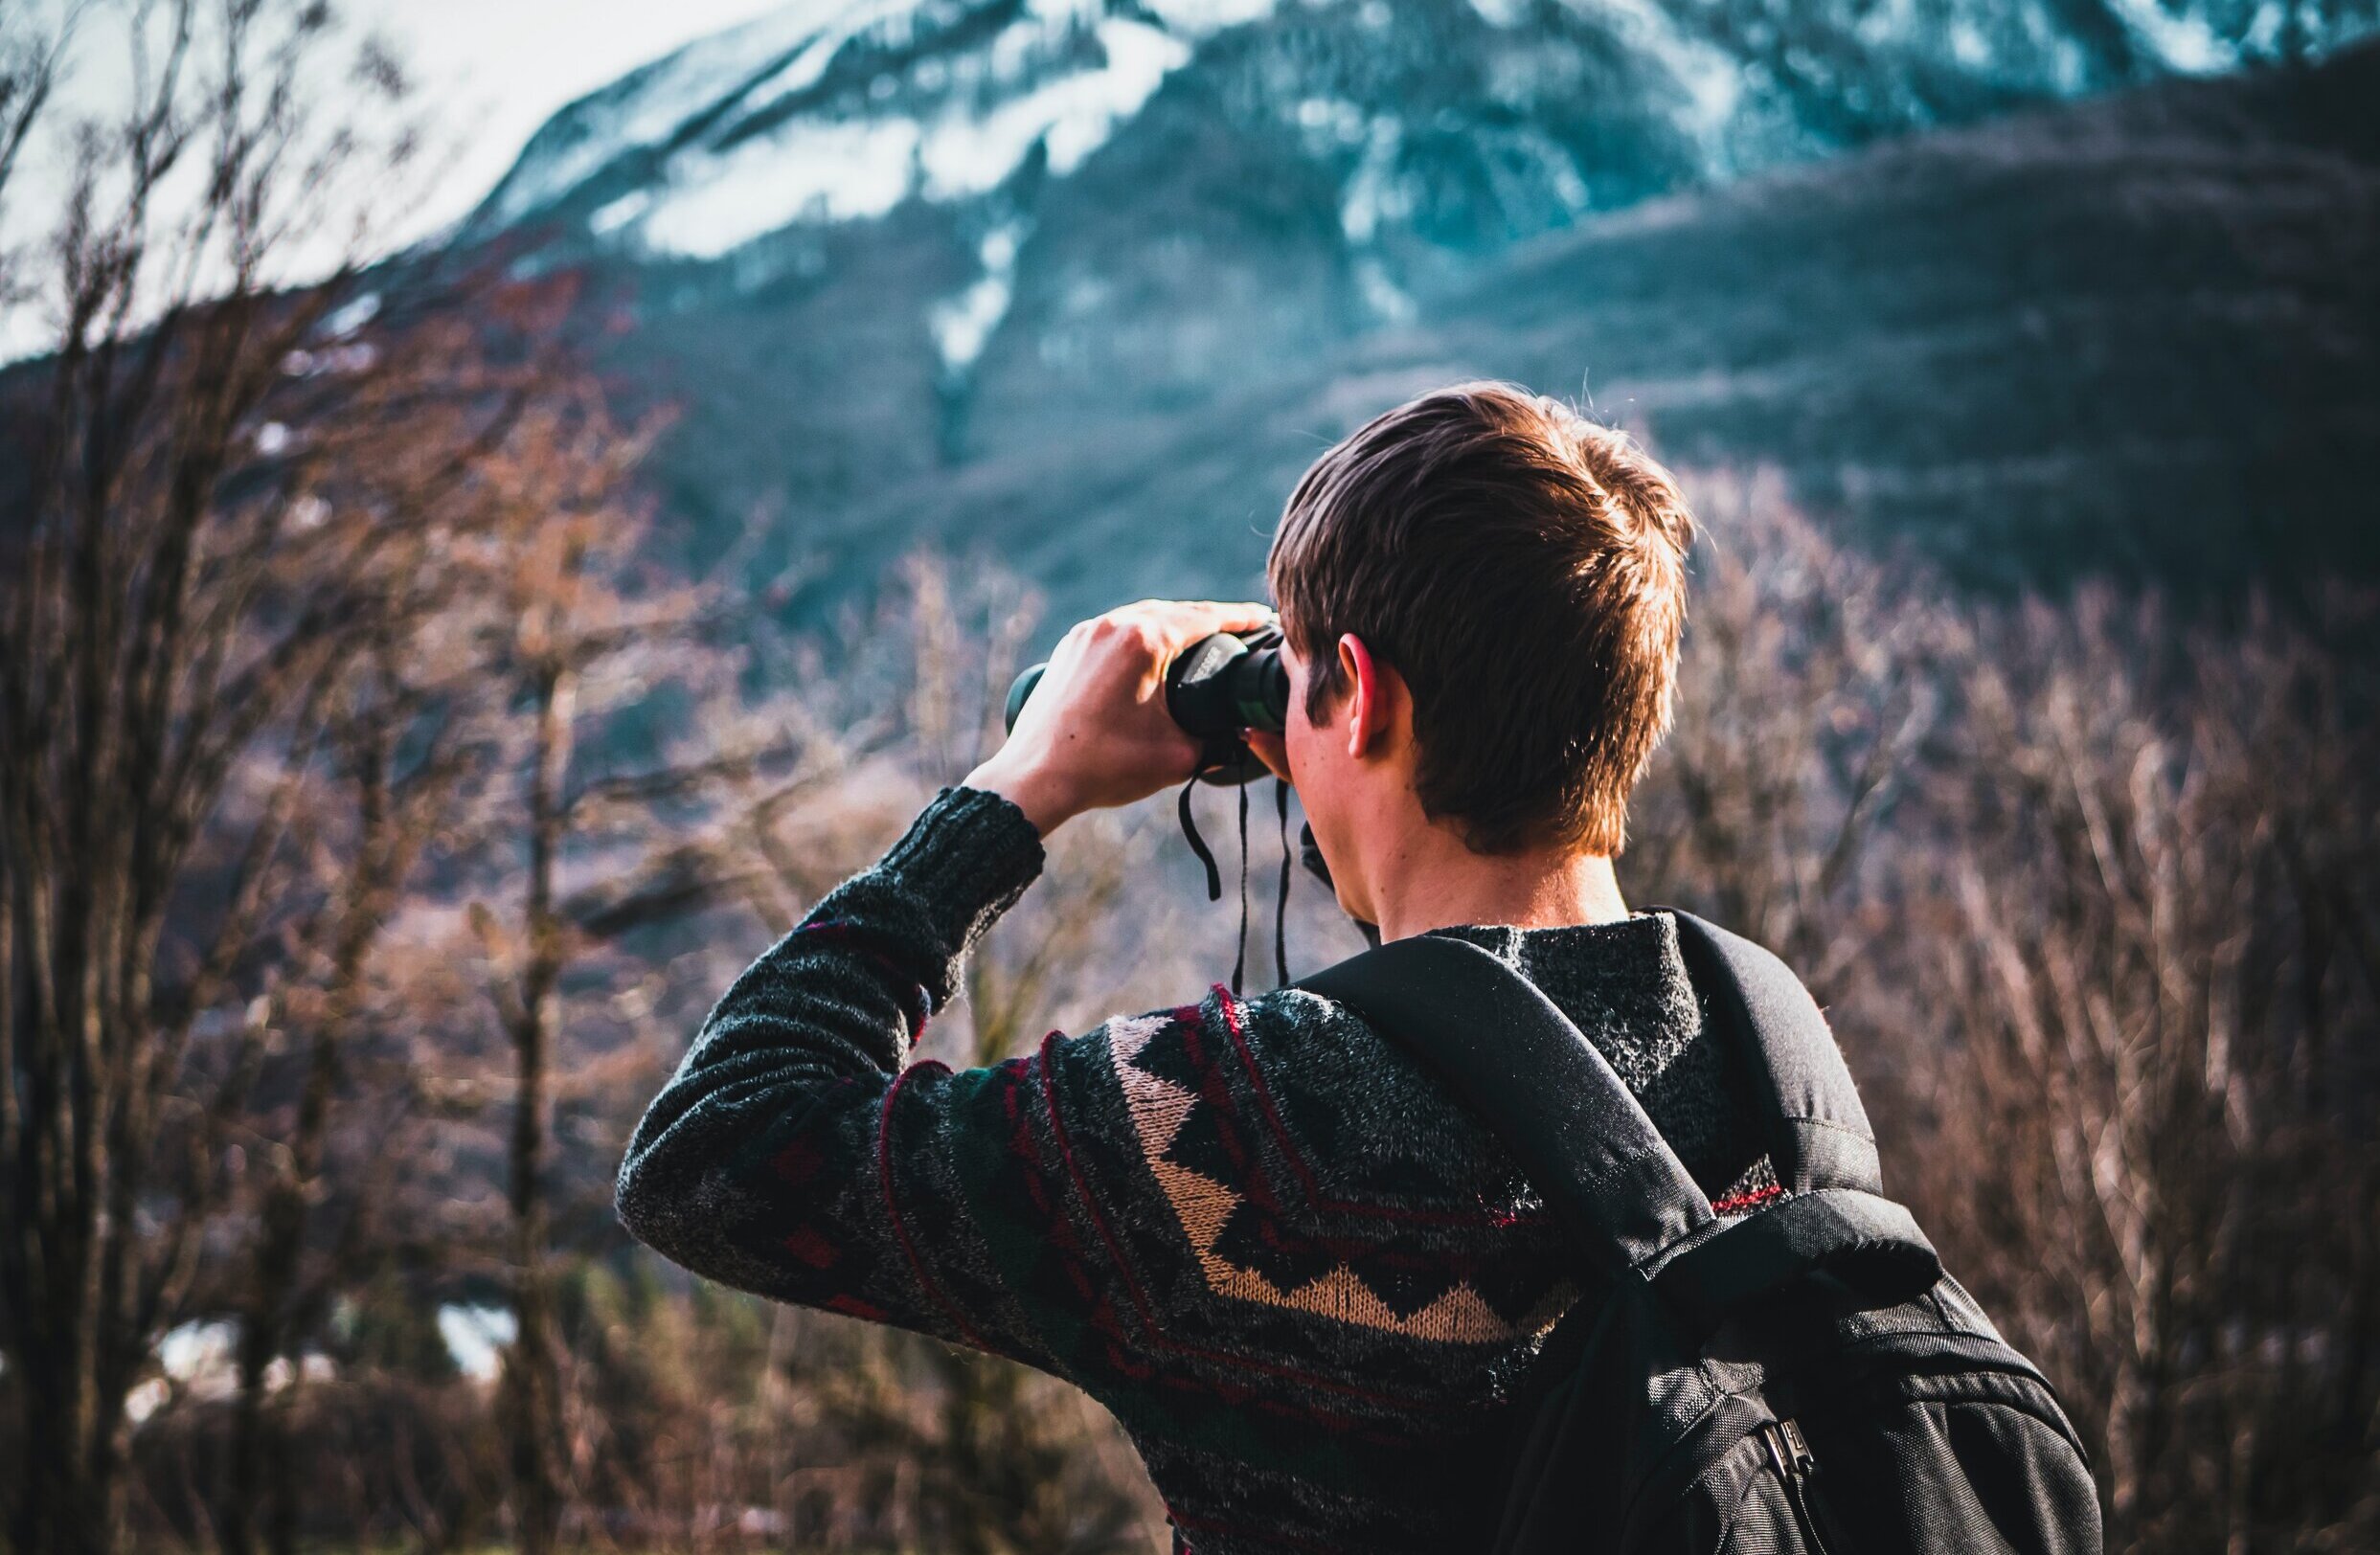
[615,786,1089,1369]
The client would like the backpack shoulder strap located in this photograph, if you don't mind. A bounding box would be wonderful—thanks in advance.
[1295,935,1715,1278]
[1662,910,1883,1196]
[1298,924,1942,1328]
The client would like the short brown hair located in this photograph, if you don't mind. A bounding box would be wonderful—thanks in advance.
[1267,380,1694,856]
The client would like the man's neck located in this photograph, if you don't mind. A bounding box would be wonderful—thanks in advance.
[1363,823,1629,943]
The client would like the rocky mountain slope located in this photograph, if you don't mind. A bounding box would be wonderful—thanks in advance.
[471,1,2380,617]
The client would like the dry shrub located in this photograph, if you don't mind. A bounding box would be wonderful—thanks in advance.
[1636,479,2380,1553]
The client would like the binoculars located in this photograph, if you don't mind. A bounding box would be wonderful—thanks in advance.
[1004,627,1290,784]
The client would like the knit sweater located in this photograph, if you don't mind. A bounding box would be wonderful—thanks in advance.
[617,787,1778,1553]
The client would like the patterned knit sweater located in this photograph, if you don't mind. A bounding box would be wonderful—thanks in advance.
[617,787,1778,1553]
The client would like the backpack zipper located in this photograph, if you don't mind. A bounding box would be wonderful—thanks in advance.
[1760,1419,1837,1555]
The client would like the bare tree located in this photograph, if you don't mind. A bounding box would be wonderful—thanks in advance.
[1632,489,2380,1554]
[451,395,894,1553]
[0,5,595,1548]
[1630,477,1937,983]
[463,396,653,1555]
[221,634,487,1555]
[1887,587,2380,1551]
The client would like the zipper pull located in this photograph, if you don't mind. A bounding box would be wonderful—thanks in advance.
[1764,1417,1837,1554]
[1763,1417,1819,1479]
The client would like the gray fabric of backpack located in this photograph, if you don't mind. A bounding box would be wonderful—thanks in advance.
[1297,912,2104,1555]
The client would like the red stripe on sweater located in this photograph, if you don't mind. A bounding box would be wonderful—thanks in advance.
[1034,1030,1455,1416]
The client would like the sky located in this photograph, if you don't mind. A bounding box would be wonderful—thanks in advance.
[9,0,790,251]
[0,0,787,357]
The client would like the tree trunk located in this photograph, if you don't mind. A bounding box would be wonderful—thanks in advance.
[12,1333,110,1555]
[7,855,121,1555]
[223,737,393,1555]
[503,664,573,1555]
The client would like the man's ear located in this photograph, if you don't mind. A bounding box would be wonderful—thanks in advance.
[1337,633,1399,761]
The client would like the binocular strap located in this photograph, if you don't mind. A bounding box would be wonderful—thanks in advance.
[1175,763,1296,996]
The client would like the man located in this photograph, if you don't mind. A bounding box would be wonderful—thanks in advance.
[618,382,1773,1551]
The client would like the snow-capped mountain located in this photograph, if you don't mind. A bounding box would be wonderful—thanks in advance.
[463,2,2380,615]
[484,0,2369,267]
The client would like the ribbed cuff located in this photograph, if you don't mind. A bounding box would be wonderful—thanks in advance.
[873,786,1047,956]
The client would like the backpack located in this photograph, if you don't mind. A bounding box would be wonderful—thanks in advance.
[1295,911,2104,1555]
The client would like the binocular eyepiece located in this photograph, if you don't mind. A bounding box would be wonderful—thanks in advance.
[1004,627,1289,785]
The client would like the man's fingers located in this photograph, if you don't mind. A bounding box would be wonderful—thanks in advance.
[1104,598,1276,654]
[1178,597,1277,630]
[1202,600,1280,639]
[1052,600,1276,700]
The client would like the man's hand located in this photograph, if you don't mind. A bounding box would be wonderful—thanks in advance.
[964,599,1276,835]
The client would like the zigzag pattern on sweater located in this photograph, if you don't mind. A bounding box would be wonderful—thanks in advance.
[1106,1007,1579,1343]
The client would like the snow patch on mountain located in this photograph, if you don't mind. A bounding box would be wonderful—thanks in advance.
[642,119,923,252]
[1558,0,1741,148]
[932,216,1031,375]
[2101,0,2246,73]
[918,17,1186,192]
[488,0,1266,260]
[638,14,1189,257]
[1136,0,1280,31]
